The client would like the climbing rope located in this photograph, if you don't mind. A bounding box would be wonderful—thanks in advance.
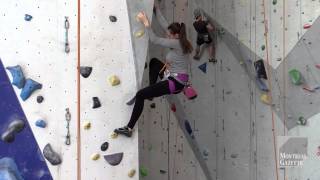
[77,0,81,179]
[261,0,279,179]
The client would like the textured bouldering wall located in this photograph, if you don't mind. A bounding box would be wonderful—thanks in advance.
[139,0,320,180]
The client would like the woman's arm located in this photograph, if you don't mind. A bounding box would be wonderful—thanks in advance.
[147,27,180,49]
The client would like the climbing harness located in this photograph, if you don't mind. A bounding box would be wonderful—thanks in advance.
[65,16,70,53]
[65,108,71,145]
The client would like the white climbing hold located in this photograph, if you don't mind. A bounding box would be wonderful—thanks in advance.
[128,169,136,177]
[109,75,120,86]
[83,121,91,130]
[111,132,118,139]
[91,153,100,161]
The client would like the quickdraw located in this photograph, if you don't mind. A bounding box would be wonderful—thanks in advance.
[65,108,71,145]
[65,16,70,53]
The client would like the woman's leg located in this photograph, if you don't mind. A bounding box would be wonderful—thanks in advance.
[149,58,165,85]
[127,80,170,129]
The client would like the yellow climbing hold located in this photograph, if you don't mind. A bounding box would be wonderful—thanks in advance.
[260,93,271,105]
[111,132,118,139]
[128,169,136,178]
[91,153,100,161]
[109,75,120,86]
[134,30,145,38]
[83,121,91,130]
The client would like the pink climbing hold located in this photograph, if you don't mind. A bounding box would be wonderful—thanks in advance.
[171,104,176,112]
[303,24,312,29]
[315,64,320,69]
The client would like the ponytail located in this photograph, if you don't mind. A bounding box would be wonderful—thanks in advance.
[179,23,193,54]
[168,22,193,54]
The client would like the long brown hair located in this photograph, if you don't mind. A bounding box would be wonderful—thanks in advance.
[168,22,193,54]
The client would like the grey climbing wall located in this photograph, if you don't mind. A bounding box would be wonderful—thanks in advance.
[139,0,320,180]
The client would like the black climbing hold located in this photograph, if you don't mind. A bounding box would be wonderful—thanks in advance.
[101,142,109,151]
[254,60,267,79]
[92,97,101,109]
[184,120,193,135]
[126,96,136,106]
[150,103,156,108]
[144,62,148,69]
[43,143,62,165]
[109,15,117,22]
[37,95,44,103]
[80,66,92,78]
[25,14,33,21]
[1,119,26,143]
[104,152,123,166]
[160,170,167,174]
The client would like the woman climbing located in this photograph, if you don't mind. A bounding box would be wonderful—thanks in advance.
[114,5,193,137]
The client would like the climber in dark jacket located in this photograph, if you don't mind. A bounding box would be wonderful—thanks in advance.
[193,8,216,63]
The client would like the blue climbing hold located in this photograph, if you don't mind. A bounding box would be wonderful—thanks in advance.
[20,79,42,101]
[256,77,269,92]
[198,63,207,73]
[35,120,47,128]
[24,14,32,21]
[0,157,24,180]
[6,65,26,89]
[184,120,193,135]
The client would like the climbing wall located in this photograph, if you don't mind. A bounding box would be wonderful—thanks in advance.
[139,0,320,180]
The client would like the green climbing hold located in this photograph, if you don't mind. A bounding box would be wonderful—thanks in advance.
[261,45,266,51]
[140,166,148,177]
[297,116,307,125]
[289,69,302,85]
[272,0,277,5]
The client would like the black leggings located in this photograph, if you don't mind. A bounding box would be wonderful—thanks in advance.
[127,58,184,129]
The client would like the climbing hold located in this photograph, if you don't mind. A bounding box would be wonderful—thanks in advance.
[272,0,277,5]
[302,85,315,93]
[254,59,267,79]
[134,29,145,38]
[202,149,209,157]
[100,142,109,151]
[80,66,92,78]
[24,14,33,21]
[20,78,42,101]
[111,132,118,139]
[183,85,198,100]
[128,169,136,178]
[144,62,148,69]
[126,96,136,106]
[37,95,44,103]
[83,121,91,130]
[260,93,271,105]
[171,104,176,112]
[256,77,269,92]
[109,75,120,86]
[43,143,62,165]
[261,45,266,51]
[303,24,312,29]
[184,120,193,135]
[230,153,238,158]
[109,15,117,22]
[198,63,207,73]
[91,153,100,161]
[104,152,123,166]
[140,166,148,177]
[160,170,167,174]
[297,116,307,125]
[1,119,25,143]
[0,157,24,180]
[35,119,47,128]
[92,97,101,109]
[6,65,26,89]
[150,103,156,108]
[289,69,302,85]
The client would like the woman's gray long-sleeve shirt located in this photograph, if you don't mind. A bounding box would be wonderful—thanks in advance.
[147,9,190,74]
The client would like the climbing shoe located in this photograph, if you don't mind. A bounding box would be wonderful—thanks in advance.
[114,126,132,137]
[209,58,217,63]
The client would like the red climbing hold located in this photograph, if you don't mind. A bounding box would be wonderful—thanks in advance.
[303,24,312,29]
[171,104,176,112]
